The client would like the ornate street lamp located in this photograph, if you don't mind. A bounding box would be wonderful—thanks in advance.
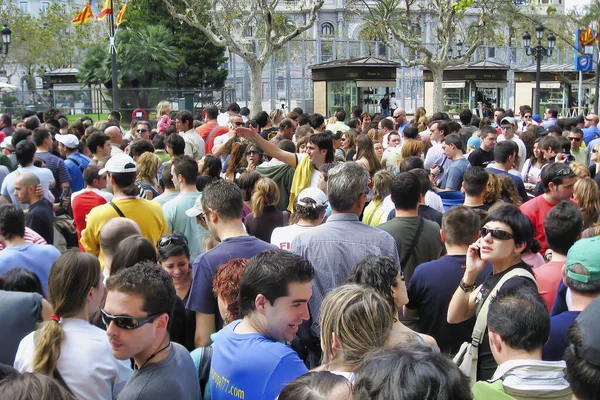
[448,40,464,60]
[1,25,11,55]
[523,25,556,115]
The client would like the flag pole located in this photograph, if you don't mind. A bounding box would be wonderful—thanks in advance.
[109,0,119,112]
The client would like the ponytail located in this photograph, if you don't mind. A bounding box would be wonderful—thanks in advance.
[250,178,280,216]
[32,317,64,375]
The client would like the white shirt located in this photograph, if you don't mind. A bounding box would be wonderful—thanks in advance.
[271,224,317,251]
[497,134,527,171]
[14,318,132,400]
[71,187,114,203]
[181,129,205,161]
[296,153,321,187]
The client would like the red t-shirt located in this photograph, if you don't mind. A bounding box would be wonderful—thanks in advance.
[534,260,564,311]
[195,121,228,155]
[71,189,113,251]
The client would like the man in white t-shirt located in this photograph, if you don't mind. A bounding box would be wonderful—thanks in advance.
[497,117,527,171]
[271,187,327,250]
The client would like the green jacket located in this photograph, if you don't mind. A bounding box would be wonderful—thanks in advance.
[256,161,295,212]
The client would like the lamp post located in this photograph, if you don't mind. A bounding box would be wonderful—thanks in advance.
[448,40,463,60]
[1,25,11,55]
[523,25,556,115]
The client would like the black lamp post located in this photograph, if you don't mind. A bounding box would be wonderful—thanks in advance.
[523,25,556,115]
[1,25,11,55]
[448,40,463,60]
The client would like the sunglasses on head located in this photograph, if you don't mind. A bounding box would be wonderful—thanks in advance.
[480,227,514,240]
[101,309,162,330]
[157,234,188,248]
[555,167,574,177]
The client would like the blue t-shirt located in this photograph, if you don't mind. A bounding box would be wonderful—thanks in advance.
[543,310,579,361]
[0,243,61,295]
[583,126,600,145]
[406,255,491,355]
[186,236,277,330]
[210,320,308,400]
[441,157,470,190]
[65,153,91,193]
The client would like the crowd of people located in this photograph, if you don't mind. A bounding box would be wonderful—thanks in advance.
[0,102,600,400]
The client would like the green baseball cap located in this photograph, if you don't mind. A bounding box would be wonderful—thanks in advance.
[566,237,600,283]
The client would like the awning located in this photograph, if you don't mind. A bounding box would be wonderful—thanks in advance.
[532,82,561,89]
[356,80,396,88]
[442,81,466,89]
[475,81,508,88]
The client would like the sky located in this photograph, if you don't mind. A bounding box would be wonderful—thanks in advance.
[566,0,592,12]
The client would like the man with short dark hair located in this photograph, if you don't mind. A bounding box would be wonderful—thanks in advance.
[211,250,312,399]
[185,180,276,347]
[434,134,469,191]
[459,109,476,148]
[55,133,90,193]
[379,117,395,148]
[569,128,588,164]
[497,117,526,170]
[472,286,571,399]
[153,162,179,206]
[381,131,402,170]
[404,206,491,355]
[99,217,141,275]
[270,118,295,144]
[87,132,112,165]
[543,236,600,361]
[0,204,60,295]
[33,127,70,200]
[424,120,450,183]
[536,201,583,311]
[462,166,490,214]
[378,172,444,284]
[468,126,497,168]
[309,113,325,133]
[175,111,205,161]
[13,173,54,244]
[521,163,577,256]
[80,153,168,270]
[162,156,207,261]
[291,162,399,365]
[325,108,349,133]
[564,296,600,400]
[541,108,559,130]
[104,261,200,399]
[196,105,228,154]
[217,102,241,127]
[488,141,529,203]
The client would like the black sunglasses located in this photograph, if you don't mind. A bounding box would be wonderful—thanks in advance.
[157,234,188,248]
[137,129,148,133]
[481,227,514,240]
[101,309,162,330]
[232,122,243,126]
[569,137,582,142]
[524,115,532,118]
[246,150,259,156]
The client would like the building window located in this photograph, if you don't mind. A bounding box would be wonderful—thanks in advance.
[19,1,28,12]
[321,22,334,37]
[487,47,495,58]
[41,1,50,12]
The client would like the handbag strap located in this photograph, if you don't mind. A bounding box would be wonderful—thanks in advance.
[400,217,424,267]
[471,268,536,345]
[109,201,126,218]
[205,124,221,144]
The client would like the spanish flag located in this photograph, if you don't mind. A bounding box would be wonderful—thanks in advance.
[96,0,112,21]
[72,2,94,25]
[116,1,129,26]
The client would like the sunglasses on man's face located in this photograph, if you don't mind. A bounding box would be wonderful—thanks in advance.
[246,151,259,156]
[137,129,148,133]
[101,309,161,330]
[480,227,514,241]
[569,137,582,142]
[233,122,243,126]
[524,115,532,119]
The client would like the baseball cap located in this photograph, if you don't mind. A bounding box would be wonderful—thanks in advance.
[566,236,600,283]
[54,134,79,149]
[570,296,600,366]
[296,187,328,207]
[467,136,481,149]
[532,114,542,123]
[185,194,203,218]
[0,136,13,149]
[99,153,137,175]
[500,117,516,126]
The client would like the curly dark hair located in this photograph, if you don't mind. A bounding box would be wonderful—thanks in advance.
[347,256,399,311]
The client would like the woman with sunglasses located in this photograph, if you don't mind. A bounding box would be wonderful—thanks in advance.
[448,204,536,381]
[14,251,132,399]
[589,143,600,179]
[347,256,437,349]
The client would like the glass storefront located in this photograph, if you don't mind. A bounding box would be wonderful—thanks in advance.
[443,82,471,114]
[326,81,358,118]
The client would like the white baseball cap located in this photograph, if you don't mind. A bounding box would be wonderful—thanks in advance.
[0,136,13,149]
[54,134,79,149]
[99,153,137,175]
[296,187,328,207]
[185,194,203,218]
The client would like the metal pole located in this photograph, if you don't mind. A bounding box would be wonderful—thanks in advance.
[109,0,119,111]
[595,46,600,114]
[286,41,291,111]
[301,39,306,112]
[578,70,583,116]
[232,51,237,103]
[534,49,541,115]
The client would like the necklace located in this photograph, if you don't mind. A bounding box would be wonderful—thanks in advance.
[136,341,172,370]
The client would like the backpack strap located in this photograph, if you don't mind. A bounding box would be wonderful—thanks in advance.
[197,345,213,396]
[67,157,84,173]
[205,124,221,145]
[109,201,125,218]
[400,217,424,267]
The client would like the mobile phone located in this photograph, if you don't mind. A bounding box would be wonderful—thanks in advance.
[476,248,481,259]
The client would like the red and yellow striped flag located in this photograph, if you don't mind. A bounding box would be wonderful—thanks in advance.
[72,2,94,25]
[96,0,112,21]
[116,2,129,26]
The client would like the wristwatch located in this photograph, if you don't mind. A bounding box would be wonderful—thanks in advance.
[459,280,476,293]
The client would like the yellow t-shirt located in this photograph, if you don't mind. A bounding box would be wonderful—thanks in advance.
[81,197,168,270]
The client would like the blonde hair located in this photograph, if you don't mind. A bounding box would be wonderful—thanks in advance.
[574,177,600,227]
[417,116,427,133]
[571,162,590,180]
[156,101,171,116]
[136,152,162,185]
[497,174,522,207]
[250,178,280,216]
[484,173,501,205]
[33,252,101,376]
[367,128,382,142]
[400,139,424,159]
[296,136,310,153]
[342,130,357,150]
[319,284,393,368]
[371,170,394,203]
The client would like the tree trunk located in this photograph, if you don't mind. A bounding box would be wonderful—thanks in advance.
[248,61,265,114]
[430,65,445,114]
